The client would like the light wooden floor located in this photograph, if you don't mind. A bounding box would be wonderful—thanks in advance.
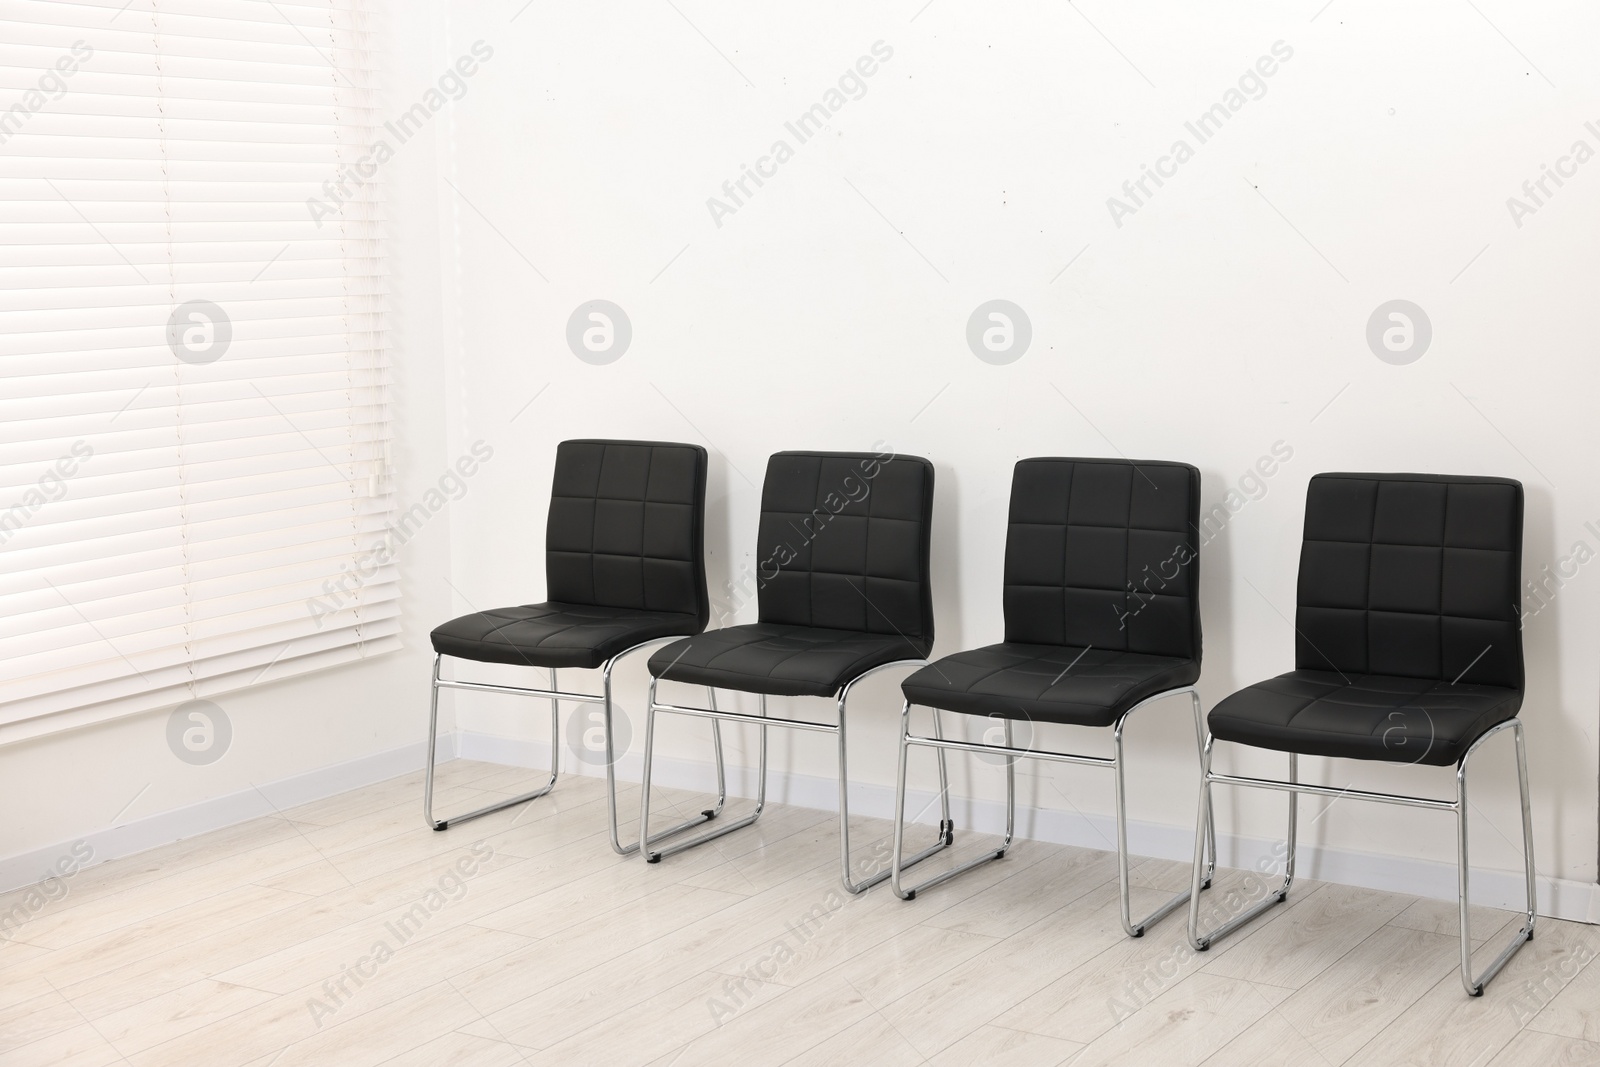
[5,760,1598,1066]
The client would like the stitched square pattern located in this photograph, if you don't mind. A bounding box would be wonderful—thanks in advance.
[1003,458,1201,660]
[754,451,935,642]
[1294,474,1523,688]
[431,439,709,669]
[648,450,935,697]
[544,440,710,623]
[901,457,1200,726]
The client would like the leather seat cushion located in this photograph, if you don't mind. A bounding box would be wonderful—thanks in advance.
[431,602,702,670]
[1208,669,1522,767]
[901,643,1200,727]
[649,623,930,698]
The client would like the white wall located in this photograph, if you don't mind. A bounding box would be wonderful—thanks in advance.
[9,1,1597,913]
[437,0,1600,897]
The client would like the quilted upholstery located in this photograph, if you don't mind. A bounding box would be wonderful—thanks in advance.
[431,602,703,670]
[903,457,1202,724]
[1002,458,1201,659]
[648,623,928,698]
[431,440,709,667]
[1208,670,1521,767]
[544,440,710,625]
[901,644,1200,727]
[755,451,935,641]
[1209,473,1525,765]
[1292,473,1523,687]
[651,450,935,696]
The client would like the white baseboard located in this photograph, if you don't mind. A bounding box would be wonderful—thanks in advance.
[7,728,1597,927]
[0,739,445,894]
[461,728,1600,925]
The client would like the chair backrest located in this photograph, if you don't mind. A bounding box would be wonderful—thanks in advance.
[1295,472,1524,690]
[1002,457,1202,661]
[755,450,935,649]
[545,439,709,627]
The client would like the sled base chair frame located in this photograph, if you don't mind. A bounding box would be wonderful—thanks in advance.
[1185,717,1536,997]
[424,638,723,856]
[639,659,956,895]
[892,685,1216,938]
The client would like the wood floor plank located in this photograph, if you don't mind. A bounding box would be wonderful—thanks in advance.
[1523,927,1600,1040]
[774,1011,927,1067]
[1201,880,1416,989]
[0,816,299,913]
[656,970,876,1067]
[1342,919,1600,1067]
[372,1030,531,1067]
[514,968,789,1065]
[450,882,747,1015]
[91,978,279,1056]
[1388,897,1521,944]
[15,759,1585,1067]
[0,1022,126,1067]
[1486,1029,1600,1066]
[1264,923,1468,1064]
[926,1024,1084,1065]
[0,988,88,1057]
[58,843,528,1019]
[11,883,312,990]
[875,882,1133,1058]
[1195,1006,1341,1067]
[989,879,1259,1046]
[1061,972,1276,1067]
[13,834,325,949]
[477,869,850,1048]
[917,844,1119,939]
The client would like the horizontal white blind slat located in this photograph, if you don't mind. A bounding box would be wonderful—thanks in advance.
[0,0,396,733]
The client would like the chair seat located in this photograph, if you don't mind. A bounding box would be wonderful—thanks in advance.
[431,602,702,670]
[1208,670,1522,767]
[648,623,930,698]
[901,643,1200,727]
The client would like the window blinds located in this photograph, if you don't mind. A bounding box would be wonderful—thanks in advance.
[0,0,397,741]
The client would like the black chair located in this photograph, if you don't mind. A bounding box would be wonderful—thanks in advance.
[890,457,1214,937]
[425,439,725,855]
[638,449,953,893]
[1186,472,1536,997]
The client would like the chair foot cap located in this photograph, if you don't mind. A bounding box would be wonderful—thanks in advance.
[431,822,448,832]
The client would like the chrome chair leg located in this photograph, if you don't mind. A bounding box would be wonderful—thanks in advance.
[640,694,764,870]
[1457,718,1537,995]
[641,683,766,862]
[424,654,559,830]
[891,701,1008,901]
[895,687,1206,926]
[1115,702,1214,937]
[606,663,728,856]
[1191,690,1217,890]
[840,693,953,896]
[1190,742,1296,950]
[1187,718,1536,995]
[427,638,716,839]
[641,660,945,889]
